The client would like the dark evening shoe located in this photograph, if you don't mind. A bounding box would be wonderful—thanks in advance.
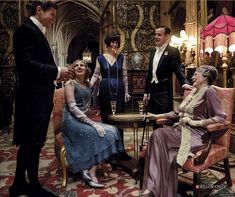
[28,184,58,197]
[118,151,133,161]
[9,183,30,197]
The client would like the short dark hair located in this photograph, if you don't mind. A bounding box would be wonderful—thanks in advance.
[156,25,171,35]
[104,32,120,48]
[30,1,58,16]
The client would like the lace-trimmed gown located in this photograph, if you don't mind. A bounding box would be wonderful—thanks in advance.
[143,86,227,197]
[62,84,123,173]
[97,53,125,123]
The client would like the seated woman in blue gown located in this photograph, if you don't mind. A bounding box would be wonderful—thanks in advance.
[62,59,123,188]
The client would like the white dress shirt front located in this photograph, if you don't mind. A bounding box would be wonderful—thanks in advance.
[151,43,168,84]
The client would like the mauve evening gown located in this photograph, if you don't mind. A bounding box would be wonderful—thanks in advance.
[143,86,226,197]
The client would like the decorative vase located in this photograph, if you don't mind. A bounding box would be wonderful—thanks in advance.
[131,52,143,70]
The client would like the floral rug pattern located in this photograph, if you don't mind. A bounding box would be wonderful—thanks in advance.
[1,121,235,197]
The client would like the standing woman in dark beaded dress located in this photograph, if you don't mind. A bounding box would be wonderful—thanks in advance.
[90,32,132,160]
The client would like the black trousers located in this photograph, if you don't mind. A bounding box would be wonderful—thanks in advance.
[148,82,173,129]
[13,143,44,186]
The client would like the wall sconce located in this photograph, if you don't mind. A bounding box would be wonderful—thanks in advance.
[170,30,197,65]
[82,46,92,63]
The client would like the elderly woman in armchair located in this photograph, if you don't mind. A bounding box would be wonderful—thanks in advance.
[141,65,227,197]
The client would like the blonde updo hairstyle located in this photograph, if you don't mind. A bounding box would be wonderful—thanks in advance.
[196,65,218,85]
[70,59,91,87]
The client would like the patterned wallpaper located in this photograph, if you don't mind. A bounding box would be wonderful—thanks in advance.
[116,0,160,70]
[0,1,18,65]
[0,0,160,70]
[88,0,104,11]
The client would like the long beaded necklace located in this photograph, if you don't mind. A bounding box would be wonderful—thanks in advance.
[106,54,119,101]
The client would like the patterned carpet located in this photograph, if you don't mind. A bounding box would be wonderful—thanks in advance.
[1,119,235,197]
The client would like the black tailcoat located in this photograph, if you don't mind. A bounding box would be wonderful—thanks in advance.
[145,45,189,113]
[13,19,58,145]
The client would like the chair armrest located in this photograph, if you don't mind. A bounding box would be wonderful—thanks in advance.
[156,118,174,125]
[193,136,213,165]
[193,121,230,165]
[206,121,230,132]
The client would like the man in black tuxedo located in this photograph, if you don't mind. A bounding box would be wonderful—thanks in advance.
[144,26,193,127]
[9,1,74,197]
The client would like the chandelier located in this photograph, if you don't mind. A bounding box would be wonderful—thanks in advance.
[82,46,92,63]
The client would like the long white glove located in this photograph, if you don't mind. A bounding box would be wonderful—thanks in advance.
[143,93,150,105]
[125,93,131,102]
[67,101,106,137]
[93,123,106,137]
[180,117,206,127]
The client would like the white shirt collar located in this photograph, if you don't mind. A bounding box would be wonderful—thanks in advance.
[30,16,46,34]
[156,42,168,51]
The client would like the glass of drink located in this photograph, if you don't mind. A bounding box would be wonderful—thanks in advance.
[138,100,144,114]
[110,101,117,116]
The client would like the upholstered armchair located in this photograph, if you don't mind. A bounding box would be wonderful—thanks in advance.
[52,87,67,187]
[139,86,235,195]
[156,86,235,196]
[181,86,235,196]
[52,87,111,188]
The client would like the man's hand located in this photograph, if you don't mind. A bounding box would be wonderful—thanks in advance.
[59,67,75,82]
[183,84,194,90]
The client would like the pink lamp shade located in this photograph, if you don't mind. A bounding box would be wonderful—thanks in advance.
[201,15,235,39]
[228,32,235,54]
[200,38,204,57]
[214,34,227,55]
[201,15,235,56]
[204,36,214,55]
